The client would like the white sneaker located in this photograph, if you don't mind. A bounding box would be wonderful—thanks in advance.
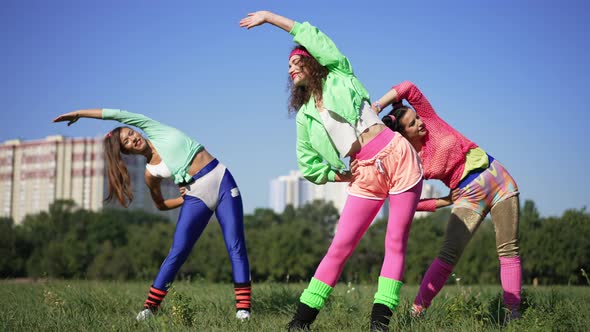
[136,308,153,321]
[236,309,251,320]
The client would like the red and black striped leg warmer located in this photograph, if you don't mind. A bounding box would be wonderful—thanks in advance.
[143,285,168,313]
[234,281,252,312]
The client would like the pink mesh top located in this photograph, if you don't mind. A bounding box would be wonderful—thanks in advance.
[392,81,478,211]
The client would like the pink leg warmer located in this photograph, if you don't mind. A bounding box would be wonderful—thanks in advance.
[414,257,454,308]
[500,256,522,311]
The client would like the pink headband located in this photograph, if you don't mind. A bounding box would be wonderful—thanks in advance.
[289,48,311,59]
[389,115,396,122]
[105,131,113,138]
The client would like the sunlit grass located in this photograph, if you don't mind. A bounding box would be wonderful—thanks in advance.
[2,280,589,331]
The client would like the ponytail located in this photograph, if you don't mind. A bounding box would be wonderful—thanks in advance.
[382,105,412,133]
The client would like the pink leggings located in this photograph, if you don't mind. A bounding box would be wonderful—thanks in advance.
[314,181,422,286]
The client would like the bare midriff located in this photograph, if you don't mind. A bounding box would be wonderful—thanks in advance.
[187,148,216,176]
[347,123,387,157]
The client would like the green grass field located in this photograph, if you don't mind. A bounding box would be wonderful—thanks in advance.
[2,280,589,331]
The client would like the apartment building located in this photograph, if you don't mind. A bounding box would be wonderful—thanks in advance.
[0,136,179,224]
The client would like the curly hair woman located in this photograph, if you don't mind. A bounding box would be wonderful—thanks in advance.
[241,11,424,331]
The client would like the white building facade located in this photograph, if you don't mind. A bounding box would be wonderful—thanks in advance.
[0,136,179,224]
[269,170,440,219]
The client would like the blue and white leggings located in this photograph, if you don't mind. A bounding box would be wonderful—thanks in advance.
[152,159,250,289]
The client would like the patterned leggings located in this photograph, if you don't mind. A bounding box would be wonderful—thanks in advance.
[440,159,519,264]
[414,159,521,310]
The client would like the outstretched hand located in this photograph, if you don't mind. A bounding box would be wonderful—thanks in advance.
[53,112,80,126]
[239,11,268,29]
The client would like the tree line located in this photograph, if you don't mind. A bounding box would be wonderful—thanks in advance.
[1,199,588,285]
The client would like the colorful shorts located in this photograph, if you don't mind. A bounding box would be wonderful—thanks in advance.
[348,129,423,199]
[453,158,519,216]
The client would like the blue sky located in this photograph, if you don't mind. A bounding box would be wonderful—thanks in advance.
[1,0,588,217]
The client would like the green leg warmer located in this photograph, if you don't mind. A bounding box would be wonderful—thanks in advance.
[373,276,403,310]
[300,278,334,310]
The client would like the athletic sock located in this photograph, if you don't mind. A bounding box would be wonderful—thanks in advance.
[414,258,453,308]
[234,281,252,312]
[300,278,334,310]
[500,256,521,315]
[143,285,168,313]
[373,276,403,310]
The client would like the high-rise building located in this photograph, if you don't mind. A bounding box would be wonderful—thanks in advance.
[269,170,440,219]
[270,170,350,213]
[0,136,179,224]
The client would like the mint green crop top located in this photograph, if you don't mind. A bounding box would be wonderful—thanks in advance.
[102,109,203,184]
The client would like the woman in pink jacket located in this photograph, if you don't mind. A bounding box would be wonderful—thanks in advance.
[372,81,521,319]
